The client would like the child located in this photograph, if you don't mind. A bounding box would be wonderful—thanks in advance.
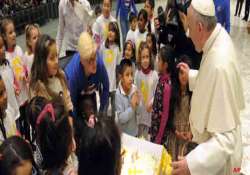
[167,56,195,161]
[0,75,17,144]
[132,9,149,63]
[0,34,19,122]
[144,0,155,33]
[26,96,48,168]
[116,0,137,43]
[115,59,141,136]
[135,42,158,139]
[150,46,174,147]
[123,40,136,70]
[123,40,136,62]
[126,12,137,42]
[79,119,121,175]
[146,33,158,70]
[94,5,102,18]
[100,22,121,117]
[34,98,77,175]
[1,18,29,136]
[74,94,97,156]
[23,24,40,77]
[92,0,116,47]
[29,34,73,114]
[0,136,36,175]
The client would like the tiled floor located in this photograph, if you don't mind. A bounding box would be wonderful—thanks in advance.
[16,0,250,173]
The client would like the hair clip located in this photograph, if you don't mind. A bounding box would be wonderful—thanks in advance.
[36,103,55,125]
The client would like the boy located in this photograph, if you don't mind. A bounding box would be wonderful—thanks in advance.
[115,59,141,136]
[92,0,116,47]
[126,12,137,42]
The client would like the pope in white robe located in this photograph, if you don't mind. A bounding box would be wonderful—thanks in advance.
[173,0,245,175]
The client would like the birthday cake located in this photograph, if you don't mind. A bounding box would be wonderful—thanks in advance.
[121,134,172,175]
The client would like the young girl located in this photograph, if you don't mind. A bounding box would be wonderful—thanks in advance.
[1,18,29,136]
[135,42,158,139]
[150,46,174,147]
[0,34,19,122]
[146,33,157,69]
[33,97,77,175]
[100,22,121,117]
[123,40,136,63]
[0,75,17,144]
[0,136,36,175]
[26,96,48,168]
[167,56,196,161]
[92,0,116,47]
[29,34,73,114]
[23,24,40,77]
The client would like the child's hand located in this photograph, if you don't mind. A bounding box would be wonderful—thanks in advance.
[146,101,153,113]
[175,130,193,141]
[23,75,28,83]
[184,132,193,141]
[14,83,20,96]
[131,91,139,110]
[87,114,96,128]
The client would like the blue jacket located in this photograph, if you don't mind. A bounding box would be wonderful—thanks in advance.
[65,52,109,115]
[116,0,137,20]
[214,0,230,33]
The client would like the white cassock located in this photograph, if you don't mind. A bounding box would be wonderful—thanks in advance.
[186,24,245,175]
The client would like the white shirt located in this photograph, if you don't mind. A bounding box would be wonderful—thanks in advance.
[100,43,121,92]
[92,14,116,47]
[126,29,136,43]
[6,46,29,106]
[134,70,158,126]
[186,24,245,175]
[0,63,20,120]
[23,51,34,76]
[56,0,93,54]
[130,29,148,61]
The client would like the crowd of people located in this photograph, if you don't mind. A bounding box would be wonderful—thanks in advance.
[0,0,44,17]
[0,0,245,175]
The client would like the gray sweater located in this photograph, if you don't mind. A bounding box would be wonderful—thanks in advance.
[115,83,140,136]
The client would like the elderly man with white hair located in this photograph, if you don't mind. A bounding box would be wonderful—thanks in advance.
[65,32,109,117]
[172,0,245,175]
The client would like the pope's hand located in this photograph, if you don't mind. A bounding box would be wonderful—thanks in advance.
[172,157,191,175]
[177,62,190,83]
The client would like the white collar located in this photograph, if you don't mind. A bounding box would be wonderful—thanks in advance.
[201,24,222,66]
[118,82,137,97]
